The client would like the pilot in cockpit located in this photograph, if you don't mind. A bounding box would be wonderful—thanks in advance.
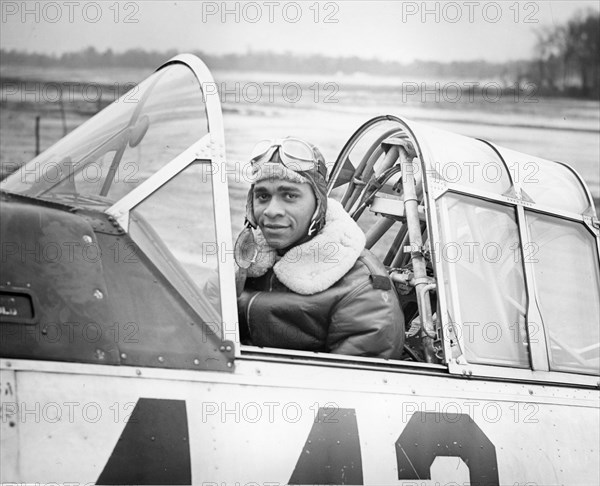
[235,137,405,358]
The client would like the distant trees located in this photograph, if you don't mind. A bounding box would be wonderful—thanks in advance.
[2,10,598,100]
[531,9,599,98]
[0,48,534,86]
[1,47,180,69]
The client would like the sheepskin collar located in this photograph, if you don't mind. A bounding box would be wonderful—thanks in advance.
[246,198,366,295]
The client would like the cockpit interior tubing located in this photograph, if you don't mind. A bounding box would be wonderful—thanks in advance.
[400,146,437,348]
[340,128,402,208]
[345,145,385,211]
[365,216,396,249]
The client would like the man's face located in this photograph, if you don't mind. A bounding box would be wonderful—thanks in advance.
[253,179,317,250]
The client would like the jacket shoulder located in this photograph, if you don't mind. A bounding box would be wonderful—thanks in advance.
[346,249,392,290]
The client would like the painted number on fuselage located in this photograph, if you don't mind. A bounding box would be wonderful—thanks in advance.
[396,411,499,485]
[97,401,499,485]
[97,398,191,485]
[289,407,363,484]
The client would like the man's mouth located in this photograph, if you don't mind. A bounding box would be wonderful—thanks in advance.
[263,224,288,230]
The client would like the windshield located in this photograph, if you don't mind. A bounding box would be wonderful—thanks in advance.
[1,63,208,207]
[439,193,529,368]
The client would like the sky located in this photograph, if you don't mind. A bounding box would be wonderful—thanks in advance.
[1,1,599,63]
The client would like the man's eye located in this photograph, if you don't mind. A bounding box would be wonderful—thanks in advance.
[255,194,270,202]
[284,192,299,200]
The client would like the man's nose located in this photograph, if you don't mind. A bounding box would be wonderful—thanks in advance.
[262,197,285,217]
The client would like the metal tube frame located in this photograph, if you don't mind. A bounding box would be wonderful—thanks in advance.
[400,145,438,363]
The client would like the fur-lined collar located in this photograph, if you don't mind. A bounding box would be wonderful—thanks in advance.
[246,198,366,295]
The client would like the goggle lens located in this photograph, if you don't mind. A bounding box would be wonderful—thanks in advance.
[250,140,275,162]
[250,138,320,173]
[280,139,315,171]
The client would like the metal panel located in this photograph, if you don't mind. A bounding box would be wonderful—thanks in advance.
[0,367,17,479]
[1,358,598,483]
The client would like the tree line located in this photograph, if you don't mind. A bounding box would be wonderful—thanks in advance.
[2,10,597,99]
[531,9,599,98]
[0,46,531,81]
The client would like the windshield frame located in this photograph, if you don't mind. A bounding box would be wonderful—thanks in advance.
[101,54,237,348]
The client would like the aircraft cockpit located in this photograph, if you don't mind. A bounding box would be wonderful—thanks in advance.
[328,115,600,384]
[1,54,599,388]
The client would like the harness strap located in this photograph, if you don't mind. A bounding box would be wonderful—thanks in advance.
[358,255,392,290]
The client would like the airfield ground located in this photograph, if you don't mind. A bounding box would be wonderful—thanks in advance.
[1,66,598,219]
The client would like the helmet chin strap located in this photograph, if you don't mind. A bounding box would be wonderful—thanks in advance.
[244,217,256,230]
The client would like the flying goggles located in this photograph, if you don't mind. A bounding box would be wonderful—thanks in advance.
[250,138,327,178]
